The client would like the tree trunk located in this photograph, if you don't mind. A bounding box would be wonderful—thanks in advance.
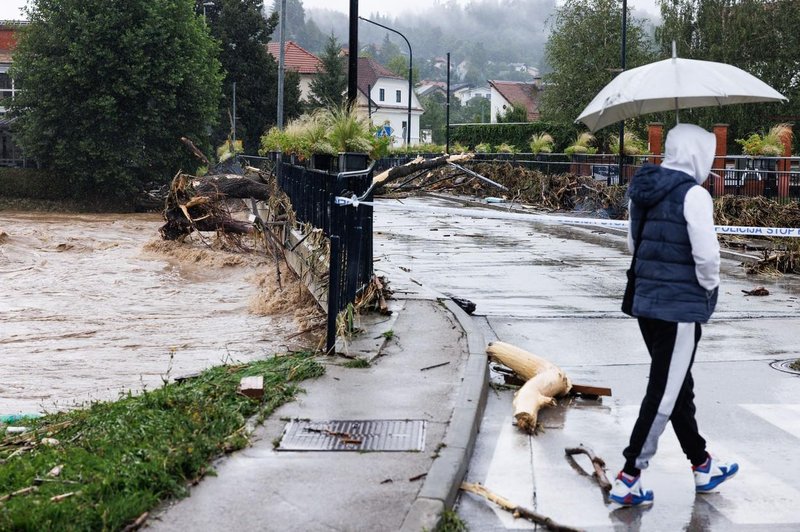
[486,341,572,434]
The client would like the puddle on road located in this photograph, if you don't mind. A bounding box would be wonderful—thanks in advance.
[0,212,312,414]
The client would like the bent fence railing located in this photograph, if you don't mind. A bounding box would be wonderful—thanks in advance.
[240,155,374,354]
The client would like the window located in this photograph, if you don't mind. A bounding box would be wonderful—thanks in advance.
[0,72,14,106]
[396,90,402,103]
[379,88,385,101]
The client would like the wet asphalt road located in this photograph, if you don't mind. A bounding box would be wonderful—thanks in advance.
[373,195,800,532]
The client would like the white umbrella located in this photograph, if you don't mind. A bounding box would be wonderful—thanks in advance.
[576,50,787,132]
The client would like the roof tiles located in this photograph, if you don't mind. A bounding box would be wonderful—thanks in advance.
[266,40,322,74]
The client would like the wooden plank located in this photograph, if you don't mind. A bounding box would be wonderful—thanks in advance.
[239,376,264,399]
[570,383,612,397]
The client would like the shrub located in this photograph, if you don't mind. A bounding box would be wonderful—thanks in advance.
[529,133,554,154]
[0,168,70,200]
[565,132,597,155]
[736,123,791,156]
[451,121,578,152]
[610,131,648,156]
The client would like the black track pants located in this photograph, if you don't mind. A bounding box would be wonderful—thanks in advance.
[623,318,708,475]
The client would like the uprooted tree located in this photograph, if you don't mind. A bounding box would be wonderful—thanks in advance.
[160,172,258,240]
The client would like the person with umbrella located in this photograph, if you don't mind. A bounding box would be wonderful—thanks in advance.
[608,123,738,506]
[574,46,786,508]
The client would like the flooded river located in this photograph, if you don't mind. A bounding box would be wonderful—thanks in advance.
[0,212,306,415]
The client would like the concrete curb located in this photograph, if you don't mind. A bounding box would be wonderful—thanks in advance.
[400,299,488,532]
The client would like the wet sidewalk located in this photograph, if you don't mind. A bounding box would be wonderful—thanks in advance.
[149,284,488,532]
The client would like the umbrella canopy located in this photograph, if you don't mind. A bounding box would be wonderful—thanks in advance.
[576,56,787,132]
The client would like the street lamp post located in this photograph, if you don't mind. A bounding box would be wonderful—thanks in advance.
[358,16,412,147]
[618,0,627,183]
[202,1,214,22]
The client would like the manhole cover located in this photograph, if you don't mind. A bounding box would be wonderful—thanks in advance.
[277,419,426,452]
[770,359,800,375]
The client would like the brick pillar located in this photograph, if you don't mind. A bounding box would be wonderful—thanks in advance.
[778,124,793,199]
[712,124,728,197]
[647,123,663,164]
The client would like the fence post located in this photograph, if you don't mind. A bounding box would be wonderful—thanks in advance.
[778,124,793,199]
[326,234,341,355]
[712,124,728,196]
[647,123,663,165]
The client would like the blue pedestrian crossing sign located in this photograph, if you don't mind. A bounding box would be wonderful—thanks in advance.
[376,124,394,138]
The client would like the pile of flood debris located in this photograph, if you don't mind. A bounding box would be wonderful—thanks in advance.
[380,161,629,219]
[714,195,800,274]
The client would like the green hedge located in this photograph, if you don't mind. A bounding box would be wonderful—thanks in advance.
[450,121,580,153]
[0,168,71,200]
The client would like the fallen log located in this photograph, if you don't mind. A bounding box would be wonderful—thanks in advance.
[460,482,582,532]
[371,153,473,188]
[486,341,572,434]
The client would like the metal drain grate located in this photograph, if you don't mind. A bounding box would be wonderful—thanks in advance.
[277,419,426,452]
[770,359,800,375]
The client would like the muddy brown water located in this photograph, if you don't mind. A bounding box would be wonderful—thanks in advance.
[1,212,306,415]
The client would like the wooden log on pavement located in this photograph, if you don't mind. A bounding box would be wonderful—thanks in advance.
[486,341,572,434]
[460,482,582,532]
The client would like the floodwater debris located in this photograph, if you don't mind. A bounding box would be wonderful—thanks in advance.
[420,361,450,371]
[239,376,265,399]
[742,286,770,296]
[486,341,572,434]
[565,445,612,491]
[461,482,581,532]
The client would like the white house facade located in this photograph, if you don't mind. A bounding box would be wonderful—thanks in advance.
[357,57,423,147]
[453,85,490,104]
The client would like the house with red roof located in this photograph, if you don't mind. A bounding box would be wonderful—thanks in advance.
[266,40,323,103]
[488,80,541,123]
[356,56,423,147]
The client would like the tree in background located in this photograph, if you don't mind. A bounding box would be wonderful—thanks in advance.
[203,0,301,154]
[270,0,325,53]
[376,34,403,65]
[656,0,800,149]
[308,33,347,110]
[11,0,222,204]
[386,56,420,85]
[452,97,492,124]
[540,0,654,131]
[420,93,447,144]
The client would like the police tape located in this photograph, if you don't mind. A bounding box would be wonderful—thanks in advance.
[335,196,800,237]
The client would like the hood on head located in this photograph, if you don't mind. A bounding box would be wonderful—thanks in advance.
[661,123,716,185]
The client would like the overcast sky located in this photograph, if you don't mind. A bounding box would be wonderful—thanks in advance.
[1,0,660,21]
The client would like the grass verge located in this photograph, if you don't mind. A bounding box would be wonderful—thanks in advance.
[0,352,323,530]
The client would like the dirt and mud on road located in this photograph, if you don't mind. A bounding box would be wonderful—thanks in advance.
[0,212,319,415]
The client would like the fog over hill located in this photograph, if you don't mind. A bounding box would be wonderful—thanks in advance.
[273,0,658,83]
[307,0,556,82]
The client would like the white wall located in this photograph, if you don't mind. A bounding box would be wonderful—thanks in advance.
[490,87,511,124]
[365,77,423,147]
[298,74,314,102]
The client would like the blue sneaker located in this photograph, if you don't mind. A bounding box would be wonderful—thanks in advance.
[610,471,654,507]
[694,455,739,492]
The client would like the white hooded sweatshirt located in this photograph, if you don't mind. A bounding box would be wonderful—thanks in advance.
[627,124,720,291]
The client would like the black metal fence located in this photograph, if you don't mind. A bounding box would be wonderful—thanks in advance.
[240,155,374,354]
